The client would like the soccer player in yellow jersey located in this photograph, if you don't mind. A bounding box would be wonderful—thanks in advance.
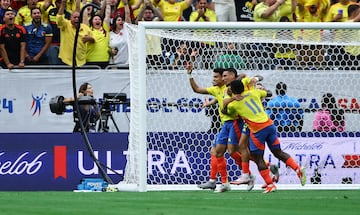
[210,68,244,192]
[187,67,225,191]
[226,79,306,193]
[226,75,259,189]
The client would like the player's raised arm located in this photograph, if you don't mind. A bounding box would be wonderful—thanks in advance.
[186,63,208,94]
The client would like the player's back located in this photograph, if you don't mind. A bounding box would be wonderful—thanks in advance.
[228,89,272,133]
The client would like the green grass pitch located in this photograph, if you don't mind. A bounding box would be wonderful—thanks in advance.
[0,190,359,215]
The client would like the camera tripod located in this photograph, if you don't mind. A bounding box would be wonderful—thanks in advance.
[97,108,120,133]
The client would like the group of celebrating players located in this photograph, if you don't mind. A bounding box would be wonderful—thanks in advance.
[187,65,306,193]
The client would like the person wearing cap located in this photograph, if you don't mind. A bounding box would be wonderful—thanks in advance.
[265,82,304,133]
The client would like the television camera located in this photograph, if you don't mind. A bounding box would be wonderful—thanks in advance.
[49,93,127,132]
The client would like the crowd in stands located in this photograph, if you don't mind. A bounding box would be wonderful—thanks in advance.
[0,0,359,69]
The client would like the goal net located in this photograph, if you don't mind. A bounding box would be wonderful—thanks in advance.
[117,22,360,191]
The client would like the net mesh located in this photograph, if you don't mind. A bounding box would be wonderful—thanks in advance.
[124,23,360,190]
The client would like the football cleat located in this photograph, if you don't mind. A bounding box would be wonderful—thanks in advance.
[297,167,306,186]
[247,175,256,191]
[198,181,216,190]
[214,183,231,193]
[270,164,279,183]
[230,175,250,185]
[263,184,277,194]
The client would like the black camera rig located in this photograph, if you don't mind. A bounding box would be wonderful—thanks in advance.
[49,93,127,115]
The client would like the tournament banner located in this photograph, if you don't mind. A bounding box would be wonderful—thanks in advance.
[0,70,359,133]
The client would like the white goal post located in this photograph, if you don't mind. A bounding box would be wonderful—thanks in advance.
[112,22,360,192]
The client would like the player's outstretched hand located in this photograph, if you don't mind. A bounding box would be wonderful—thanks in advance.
[186,62,193,75]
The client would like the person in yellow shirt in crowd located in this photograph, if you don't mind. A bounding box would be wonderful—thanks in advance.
[135,0,164,66]
[57,0,95,66]
[154,0,192,21]
[278,0,296,21]
[295,0,329,69]
[342,4,360,70]
[189,0,216,22]
[295,0,329,22]
[325,0,355,22]
[325,0,356,68]
[84,0,111,69]
[15,0,52,25]
[253,0,285,38]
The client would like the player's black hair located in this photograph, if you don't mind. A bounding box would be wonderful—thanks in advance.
[213,68,224,75]
[226,68,238,77]
[230,80,244,95]
[275,82,287,95]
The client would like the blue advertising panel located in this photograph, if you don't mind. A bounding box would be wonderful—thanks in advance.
[1,132,359,191]
[0,133,128,191]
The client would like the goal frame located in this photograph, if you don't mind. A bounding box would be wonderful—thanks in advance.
[121,22,360,192]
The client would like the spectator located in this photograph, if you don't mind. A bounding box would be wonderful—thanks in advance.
[47,0,71,65]
[266,82,304,133]
[10,0,26,12]
[295,0,328,23]
[154,0,192,21]
[66,0,83,13]
[295,0,325,69]
[135,0,164,66]
[106,0,135,23]
[325,0,355,22]
[342,4,360,70]
[24,7,52,65]
[313,93,345,132]
[254,0,285,37]
[325,0,356,68]
[272,16,296,70]
[235,0,257,22]
[252,0,285,70]
[254,0,284,22]
[188,0,216,68]
[189,0,216,22]
[57,0,95,66]
[0,0,12,25]
[15,0,51,25]
[214,42,247,70]
[172,42,198,69]
[85,0,111,69]
[109,2,131,66]
[278,0,296,21]
[213,0,236,21]
[135,0,163,23]
[0,8,26,69]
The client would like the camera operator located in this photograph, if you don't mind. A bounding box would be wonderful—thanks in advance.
[64,82,100,133]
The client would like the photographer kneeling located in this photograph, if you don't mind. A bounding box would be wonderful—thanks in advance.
[64,82,100,133]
